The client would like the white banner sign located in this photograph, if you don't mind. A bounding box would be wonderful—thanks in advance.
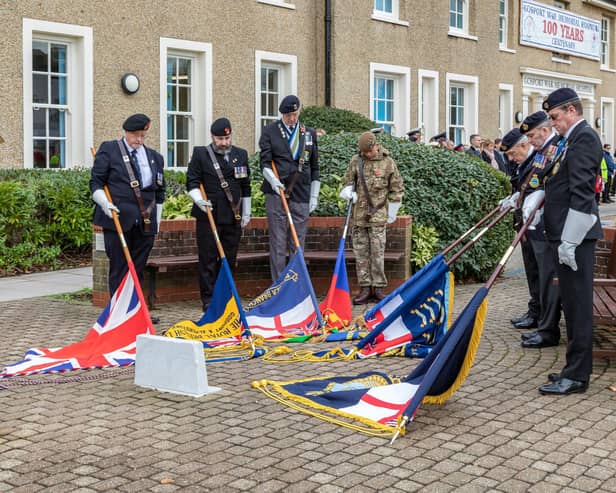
[520,0,601,61]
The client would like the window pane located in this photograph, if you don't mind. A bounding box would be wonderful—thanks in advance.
[33,140,47,168]
[268,94,277,117]
[178,58,191,83]
[167,144,175,168]
[260,68,267,91]
[178,86,190,112]
[32,41,48,72]
[51,75,67,104]
[32,74,48,104]
[176,115,189,140]
[51,44,67,73]
[167,115,175,139]
[268,68,278,91]
[49,109,65,137]
[49,140,64,168]
[176,142,189,167]
[167,57,177,83]
[167,85,177,111]
[33,108,46,136]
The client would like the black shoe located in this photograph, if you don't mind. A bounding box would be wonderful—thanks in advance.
[510,312,531,325]
[539,378,588,395]
[513,315,538,329]
[522,329,558,341]
[521,333,559,348]
[151,316,160,324]
[521,331,538,341]
[547,373,560,382]
[372,287,387,302]
[353,287,372,305]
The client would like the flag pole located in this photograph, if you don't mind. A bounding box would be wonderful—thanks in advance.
[103,185,154,330]
[442,205,501,255]
[199,184,252,341]
[271,161,325,328]
[390,199,544,444]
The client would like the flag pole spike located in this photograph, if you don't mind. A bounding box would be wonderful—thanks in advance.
[390,416,408,445]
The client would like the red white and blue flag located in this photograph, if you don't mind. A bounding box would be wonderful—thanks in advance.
[2,267,153,377]
[319,242,352,330]
[245,252,322,340]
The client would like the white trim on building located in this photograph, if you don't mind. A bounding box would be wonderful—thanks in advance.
[369,62,411,137]
[498,83,514,137]
[418,69,439,140]
[445,72,479,145]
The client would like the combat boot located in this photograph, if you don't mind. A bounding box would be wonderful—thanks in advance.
[353,287,372,305]
[372,287,387,301]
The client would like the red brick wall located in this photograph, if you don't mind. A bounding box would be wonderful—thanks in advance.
[594,226,616,278]
[92,216,413,307]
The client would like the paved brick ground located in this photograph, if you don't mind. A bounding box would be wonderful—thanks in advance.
[1,276,615,492]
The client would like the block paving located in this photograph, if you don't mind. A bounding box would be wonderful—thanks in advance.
[0,276,615,492]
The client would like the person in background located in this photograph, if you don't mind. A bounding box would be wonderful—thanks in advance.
[406,128,421,142]
[480,139,499,170]
[602,144,614,203]
[466,134,482,158]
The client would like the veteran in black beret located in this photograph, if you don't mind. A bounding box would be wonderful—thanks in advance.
[186,117,251,311]
[90,114,166,316]
[531,87,603,395]
[259,95,320,281]
[407,128,421,142]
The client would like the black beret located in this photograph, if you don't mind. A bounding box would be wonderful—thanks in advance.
[431,131,446,141]
[211,117,232,137]
[122,113,151,132]
[500,128,523,152]
[520,111,548,134]
[279,95,300,114]
[407,127,421,136]
[542,88,580,112]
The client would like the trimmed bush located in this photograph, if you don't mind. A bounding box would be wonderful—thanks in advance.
[300,106,377,134]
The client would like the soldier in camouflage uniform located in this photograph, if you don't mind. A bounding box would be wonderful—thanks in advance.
[340,132,404,305]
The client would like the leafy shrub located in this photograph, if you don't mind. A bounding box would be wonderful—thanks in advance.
[300,106,377,134]
[411,223,440,271]
[162,192,193,219]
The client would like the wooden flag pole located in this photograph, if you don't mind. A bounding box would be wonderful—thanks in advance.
[199,184,227,260]
[271,161,301,248]
[442,205,502,256]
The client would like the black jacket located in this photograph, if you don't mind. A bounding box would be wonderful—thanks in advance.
[186,144,250,225]
[90,140,165,235]
[259,120,319,203]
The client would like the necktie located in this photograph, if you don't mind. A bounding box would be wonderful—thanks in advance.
[130,149,142,183]
[289,126,299,159]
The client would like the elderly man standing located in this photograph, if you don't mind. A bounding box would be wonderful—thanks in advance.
[259,95,320,281]
[187,118,251,312]
[528,88,603,395]
[340,132,404,305]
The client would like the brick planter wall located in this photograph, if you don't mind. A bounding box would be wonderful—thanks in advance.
[92,216,413,308]
[594,226,616,278]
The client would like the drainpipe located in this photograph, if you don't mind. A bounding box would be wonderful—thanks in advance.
[325,0,332,106]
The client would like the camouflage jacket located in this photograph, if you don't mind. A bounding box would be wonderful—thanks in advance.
[343,146,404,226]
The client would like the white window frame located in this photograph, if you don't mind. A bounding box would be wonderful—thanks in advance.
[446,72,479,145]
[159,38,212,170]
[372,0,409,27]
[601,17,611,69]
[448,0,477,40]
[254,50,297,150]
[418,69,439,140]
[499,0,508,49]
[369,63,411,138]
[23,18,93,169]
[498,83,514,138]
[601,97,614,146]
[256,0,296,10]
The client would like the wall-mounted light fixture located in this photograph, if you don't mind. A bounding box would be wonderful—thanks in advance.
[514,111,523,123]
[595,117,602,129]
[121,73,140,95]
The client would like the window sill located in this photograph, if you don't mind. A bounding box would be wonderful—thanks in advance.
[551,56,571,64]
[257,0,296,10]
[600,66,616,73]
[499,46,516,54]
[371,13,409,27]
[448,29,478,41]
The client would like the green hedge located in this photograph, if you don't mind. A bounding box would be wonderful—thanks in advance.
[300,106,377,134]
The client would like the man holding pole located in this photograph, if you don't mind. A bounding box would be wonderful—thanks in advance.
[259,95,320,281]
[340,131,404,305]
[187,118,251,312]
[90,114,165,302]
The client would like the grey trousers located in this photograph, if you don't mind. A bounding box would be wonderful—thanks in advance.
[265,193,309,281]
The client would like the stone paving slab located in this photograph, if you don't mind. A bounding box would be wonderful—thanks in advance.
[0,277,614,492]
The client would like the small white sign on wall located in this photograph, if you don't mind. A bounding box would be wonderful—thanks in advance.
[95,232,105,252]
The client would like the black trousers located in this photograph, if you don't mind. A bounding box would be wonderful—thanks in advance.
[550,239,595,382]
[520,237,541,320]
[196,220,241,307]
[603,175,612,202]
[530,239,561,339]
[104,226,154,295]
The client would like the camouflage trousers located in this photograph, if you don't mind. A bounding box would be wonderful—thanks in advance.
[352,224,387,288]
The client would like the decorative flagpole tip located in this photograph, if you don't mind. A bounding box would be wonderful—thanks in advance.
[390,416,408,444]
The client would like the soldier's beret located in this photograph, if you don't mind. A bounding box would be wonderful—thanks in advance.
[500,128,523,152]
[520,111,549,133]
[431,131,446,142]
[358,131,377,152]
[123,114,151,132]
[279,95,301,114]
[407,127,421,136]
[211,117,232,137]
[542,88,580,112]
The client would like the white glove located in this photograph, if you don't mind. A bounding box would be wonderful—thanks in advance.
[498,191,519,211]
[387,202,401,224]
[156,203,163,233]
[92,189,120,219]
[188,188,212,212]
[309,181,320,213]
[522,190,545,230]
[263,168,285,196]
[241,197,251,227]
[558,209,598,271]
[340,185,358,204]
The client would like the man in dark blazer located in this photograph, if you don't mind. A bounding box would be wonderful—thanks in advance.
[90,113,165,298]
[259,95,320,281]
[527,88,603,395]
[186,118,251,311]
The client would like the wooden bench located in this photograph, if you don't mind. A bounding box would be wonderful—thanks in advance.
[303,250,404,262]
[592,237,616,359]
